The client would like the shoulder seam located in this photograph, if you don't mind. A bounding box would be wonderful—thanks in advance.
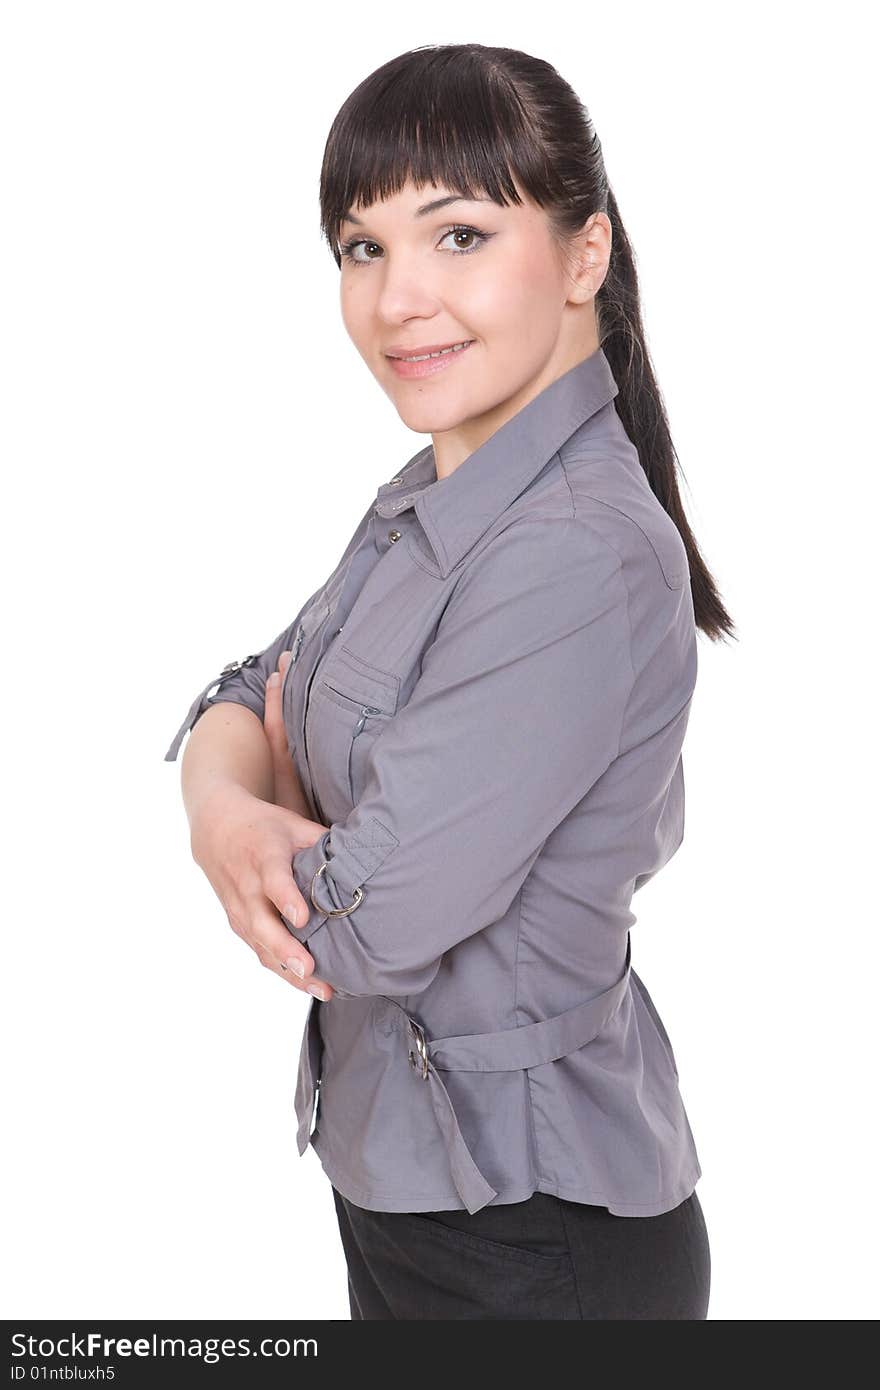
[573,492,686,590]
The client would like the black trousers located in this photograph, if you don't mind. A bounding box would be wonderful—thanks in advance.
[332,1184,710,1320]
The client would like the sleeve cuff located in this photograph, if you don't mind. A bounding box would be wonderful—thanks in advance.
[285,816,400,949]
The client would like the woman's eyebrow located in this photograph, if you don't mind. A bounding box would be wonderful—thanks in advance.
[342,195,494,227]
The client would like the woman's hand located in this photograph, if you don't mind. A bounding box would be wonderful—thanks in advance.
[189,779,336,1002]
[264,650,313,817]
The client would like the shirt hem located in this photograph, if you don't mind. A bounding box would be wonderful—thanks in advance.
[308,1136,702,1218]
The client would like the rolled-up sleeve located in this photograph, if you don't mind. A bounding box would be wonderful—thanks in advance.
[163,596,317,762]
[289,518,636,998]
[164,502,379,763]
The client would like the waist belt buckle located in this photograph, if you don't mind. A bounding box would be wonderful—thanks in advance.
[407,1020,429,1079]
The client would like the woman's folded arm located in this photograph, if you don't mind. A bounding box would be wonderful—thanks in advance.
[289,518,636,998]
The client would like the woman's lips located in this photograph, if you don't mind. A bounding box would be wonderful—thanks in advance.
[386,340,475,380]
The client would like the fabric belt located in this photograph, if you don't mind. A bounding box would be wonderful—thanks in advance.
[295,932,632,1215]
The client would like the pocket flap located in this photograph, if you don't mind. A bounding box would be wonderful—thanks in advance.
[320,646,400,715]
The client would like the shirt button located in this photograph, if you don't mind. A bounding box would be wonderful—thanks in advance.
[389,475,404,485]
[388,529,401,543]
[335,627,343,635]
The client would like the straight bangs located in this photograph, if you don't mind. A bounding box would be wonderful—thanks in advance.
[318,47,563,264]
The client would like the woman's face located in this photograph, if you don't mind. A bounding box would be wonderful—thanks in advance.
[337,177,606,469]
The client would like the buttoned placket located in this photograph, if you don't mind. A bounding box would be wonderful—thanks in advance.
[295,486,422,818]
[375,488,424,550]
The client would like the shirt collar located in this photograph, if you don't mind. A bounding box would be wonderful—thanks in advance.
[373,345,620,578]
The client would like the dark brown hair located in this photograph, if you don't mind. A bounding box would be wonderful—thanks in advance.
[319,43,734,641]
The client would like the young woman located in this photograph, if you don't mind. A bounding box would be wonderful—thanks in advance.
[166,43,732,1320]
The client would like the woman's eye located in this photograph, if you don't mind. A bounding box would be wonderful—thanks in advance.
[439,227,482,253]
[337,240,381,264]
[339,224,492,267]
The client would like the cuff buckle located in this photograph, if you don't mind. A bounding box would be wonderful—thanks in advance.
[309,859,364,918]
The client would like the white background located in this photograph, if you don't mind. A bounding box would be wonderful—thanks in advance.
[2,0,876,1322]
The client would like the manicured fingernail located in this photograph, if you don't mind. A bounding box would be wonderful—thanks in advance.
[283,903,299,928]
[307,984,326,1000]
[286,957,305,978]
[268,671,280,687]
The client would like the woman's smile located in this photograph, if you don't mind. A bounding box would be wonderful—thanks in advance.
[385,338,476,380]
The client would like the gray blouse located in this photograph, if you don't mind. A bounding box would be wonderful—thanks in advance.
[165,346,702,1216]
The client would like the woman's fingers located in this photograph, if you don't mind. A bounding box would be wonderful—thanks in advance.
[258,659,335,998]
[245,899,334,1000]
[190,771,335,998]
[265,652,302,814]
[259,846,313,932]
[253,938,326,995]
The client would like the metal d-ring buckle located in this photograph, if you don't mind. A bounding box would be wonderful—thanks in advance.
[408,1020,429,1079]
[310,859,364,917]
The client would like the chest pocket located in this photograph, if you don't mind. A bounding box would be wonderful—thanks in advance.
[305,646,400,820]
